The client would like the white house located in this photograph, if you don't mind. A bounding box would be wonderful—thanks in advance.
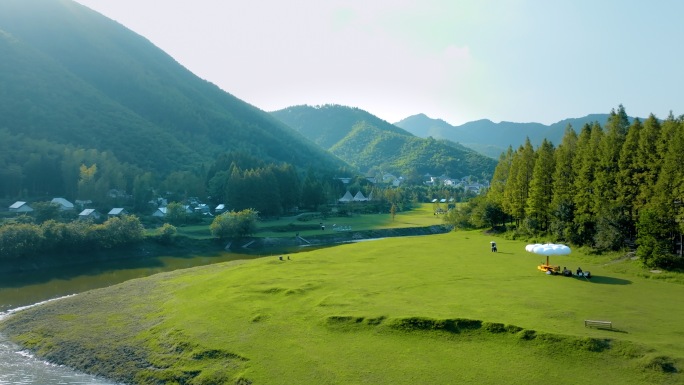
[79,209,101,221]
[215,204,226,214]
[108,208,128,217]
[9,201,33,213]
[51,197,75,211]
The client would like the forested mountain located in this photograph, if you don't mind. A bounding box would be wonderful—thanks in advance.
[395,113,633,158]
[271,105,497,179]
[0,0,346,199]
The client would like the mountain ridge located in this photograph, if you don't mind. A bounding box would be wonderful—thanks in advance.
[0,0,345,176]
[271,105,497,179]
[395,113,634,158]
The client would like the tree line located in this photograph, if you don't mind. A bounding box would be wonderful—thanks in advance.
[446,106,684,268]
[0,215,145,259]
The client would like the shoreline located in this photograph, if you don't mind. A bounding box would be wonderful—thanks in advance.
[0,225,452,274]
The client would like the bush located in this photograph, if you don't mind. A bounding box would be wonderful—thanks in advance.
[210,209,258,240]
[156,223,177,244]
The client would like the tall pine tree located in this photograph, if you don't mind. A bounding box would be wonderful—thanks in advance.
[526,139,555,231]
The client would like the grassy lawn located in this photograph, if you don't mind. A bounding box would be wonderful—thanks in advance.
[169,204,443,239]
[2,231,683,384]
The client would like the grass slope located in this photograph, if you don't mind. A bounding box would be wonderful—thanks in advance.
[2,232,683,384]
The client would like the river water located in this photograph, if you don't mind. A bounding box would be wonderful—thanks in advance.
[0,249,298,384]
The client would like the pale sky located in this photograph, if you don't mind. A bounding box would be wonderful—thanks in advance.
[73,0,683,126]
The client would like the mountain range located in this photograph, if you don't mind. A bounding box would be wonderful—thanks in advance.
[0,0,637,201]
[395,113,623,158]
[271,105,497,179]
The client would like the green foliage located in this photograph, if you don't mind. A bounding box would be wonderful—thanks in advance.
[31,201,61,223]
[636,208,673,268]
[165,202,188,226]
[210,209,258,239]
[482,107,683,267]
[155,223,178,244]
[0,222,43,258]
[0,215,144,258]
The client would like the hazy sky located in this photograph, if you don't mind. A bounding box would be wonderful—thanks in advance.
[73,0,683,126]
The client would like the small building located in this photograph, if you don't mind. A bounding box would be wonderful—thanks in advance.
[51,197,75,211]
[215,204,226,214]
[9,201,33,213]
[152,207,167,217]
[78,209,101,221]
[194,204,210,214]
[108,208,128,217]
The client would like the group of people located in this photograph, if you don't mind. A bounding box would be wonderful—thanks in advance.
[561,266,591,278]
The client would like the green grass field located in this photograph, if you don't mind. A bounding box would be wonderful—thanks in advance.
[171,204,443,239]
[2,231,683,385]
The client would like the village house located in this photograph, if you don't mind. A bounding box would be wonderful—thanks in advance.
[78,208,101,221]
[152,207,167,217]
[9,201,33,213]
[108,208,128,218]
[51,197,75,211]
[215,204,226,214]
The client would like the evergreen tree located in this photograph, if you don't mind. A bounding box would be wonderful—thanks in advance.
[573,123,603,245]
[525,139,555,231]
[634,114,663,213]
[651,116,684,257]
[593,105,629,213]
[488,146,513,208]
[550,125,578,240]
[503,138,535,225]
[616,118,642,228]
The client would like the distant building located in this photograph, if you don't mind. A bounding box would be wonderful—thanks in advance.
[108,208,128,217]
[215,204,226,214]
[152,207,167,217]
[78,209,101,221]
[51,197,75,211]
[194,204,210,214]
[9,201,33,213]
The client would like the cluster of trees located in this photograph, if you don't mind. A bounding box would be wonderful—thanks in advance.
[210,209,259,239]
[0,215,145,259]
[446,106,684,268]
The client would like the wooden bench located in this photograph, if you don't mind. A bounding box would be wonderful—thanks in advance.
[584,320,612,329]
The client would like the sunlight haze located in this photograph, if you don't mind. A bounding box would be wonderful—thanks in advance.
[73,0,684,125]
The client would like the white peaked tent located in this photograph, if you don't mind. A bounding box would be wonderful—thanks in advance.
[338,191,353,203]
[353,191,368,201]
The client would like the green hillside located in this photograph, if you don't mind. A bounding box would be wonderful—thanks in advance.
[0,0,345,196]
[272,105,497,178]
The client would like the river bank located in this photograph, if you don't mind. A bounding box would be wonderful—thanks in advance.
[0,225,451,274]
